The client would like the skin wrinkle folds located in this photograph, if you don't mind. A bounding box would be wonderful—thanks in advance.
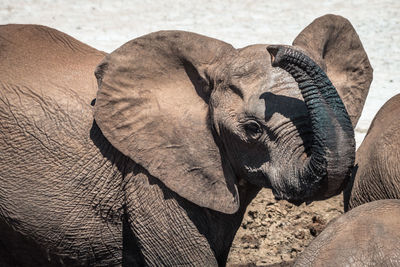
[124,169,218,266]
[1,81,126,265]
[0,14,373,265]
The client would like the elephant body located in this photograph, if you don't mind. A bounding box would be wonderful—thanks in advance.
[294,199,400,267]
[345,94,400,210]
[0,15,372,266]
[0,24,126,266]
[0,24,251,266]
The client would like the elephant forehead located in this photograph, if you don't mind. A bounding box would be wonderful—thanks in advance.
[230,45,301,94]
[243,66,306,121]
[225,45,307,121]
[229,45,271,78]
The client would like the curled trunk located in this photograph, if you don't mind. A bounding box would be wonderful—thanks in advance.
[267,45,355,201]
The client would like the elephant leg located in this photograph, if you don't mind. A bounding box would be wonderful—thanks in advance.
[123,168,218,266]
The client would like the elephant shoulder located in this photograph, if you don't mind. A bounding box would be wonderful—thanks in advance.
[351,94,400,208]
[0,24,104,149]
[364,94,400,138]
[358,93,400,160]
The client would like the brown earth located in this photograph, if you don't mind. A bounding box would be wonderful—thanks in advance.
[227,188,344,266]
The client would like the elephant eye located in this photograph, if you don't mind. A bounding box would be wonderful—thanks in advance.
[244,121,263,140]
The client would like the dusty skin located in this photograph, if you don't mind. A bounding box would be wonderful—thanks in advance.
[0,19,359,265]
[1,1,399,266]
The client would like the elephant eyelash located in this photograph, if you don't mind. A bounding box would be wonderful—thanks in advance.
[228,84,244,99]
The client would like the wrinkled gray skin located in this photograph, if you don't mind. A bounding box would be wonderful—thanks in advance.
[0,14,372,266]
[344,94,400,211]
[294,199,400,267]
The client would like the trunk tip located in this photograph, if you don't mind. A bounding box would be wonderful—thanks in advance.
[267,45,283,67]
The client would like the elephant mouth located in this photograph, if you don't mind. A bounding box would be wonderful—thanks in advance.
[273,189,320,206]
[275,197,310,206]
[265,163,329,204]
[272,192,313,206]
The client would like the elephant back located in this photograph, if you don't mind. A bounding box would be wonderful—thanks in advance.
[0,24,105,104]
[295,199,400,267]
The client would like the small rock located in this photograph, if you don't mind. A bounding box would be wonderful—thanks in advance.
[294,230,305,240]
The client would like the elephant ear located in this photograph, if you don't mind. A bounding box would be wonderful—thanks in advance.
[94,31,239,213]
[293,14,373,127]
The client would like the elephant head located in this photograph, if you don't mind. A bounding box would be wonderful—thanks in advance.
[94,14,372,214]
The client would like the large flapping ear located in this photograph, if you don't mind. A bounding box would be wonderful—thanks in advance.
[94,31,239,213]
[293,14,373,127]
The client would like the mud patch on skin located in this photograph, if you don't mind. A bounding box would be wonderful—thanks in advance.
[227,188,343,266]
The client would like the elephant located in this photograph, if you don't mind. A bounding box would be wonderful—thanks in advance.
[0,14,372,266]
[294,199,400,267]
[344,94,400,211]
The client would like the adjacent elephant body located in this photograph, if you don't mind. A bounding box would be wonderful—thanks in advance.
[294,199,400,267]
[0,15,372,266]
[345,94,400,210]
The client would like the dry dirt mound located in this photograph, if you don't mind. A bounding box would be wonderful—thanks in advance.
[227,188,343,266]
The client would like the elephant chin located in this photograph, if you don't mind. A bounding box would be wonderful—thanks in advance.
[265,167,321,205]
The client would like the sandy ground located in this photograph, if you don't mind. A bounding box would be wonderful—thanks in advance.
[227,191,343,266]
[1,0,399,265]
